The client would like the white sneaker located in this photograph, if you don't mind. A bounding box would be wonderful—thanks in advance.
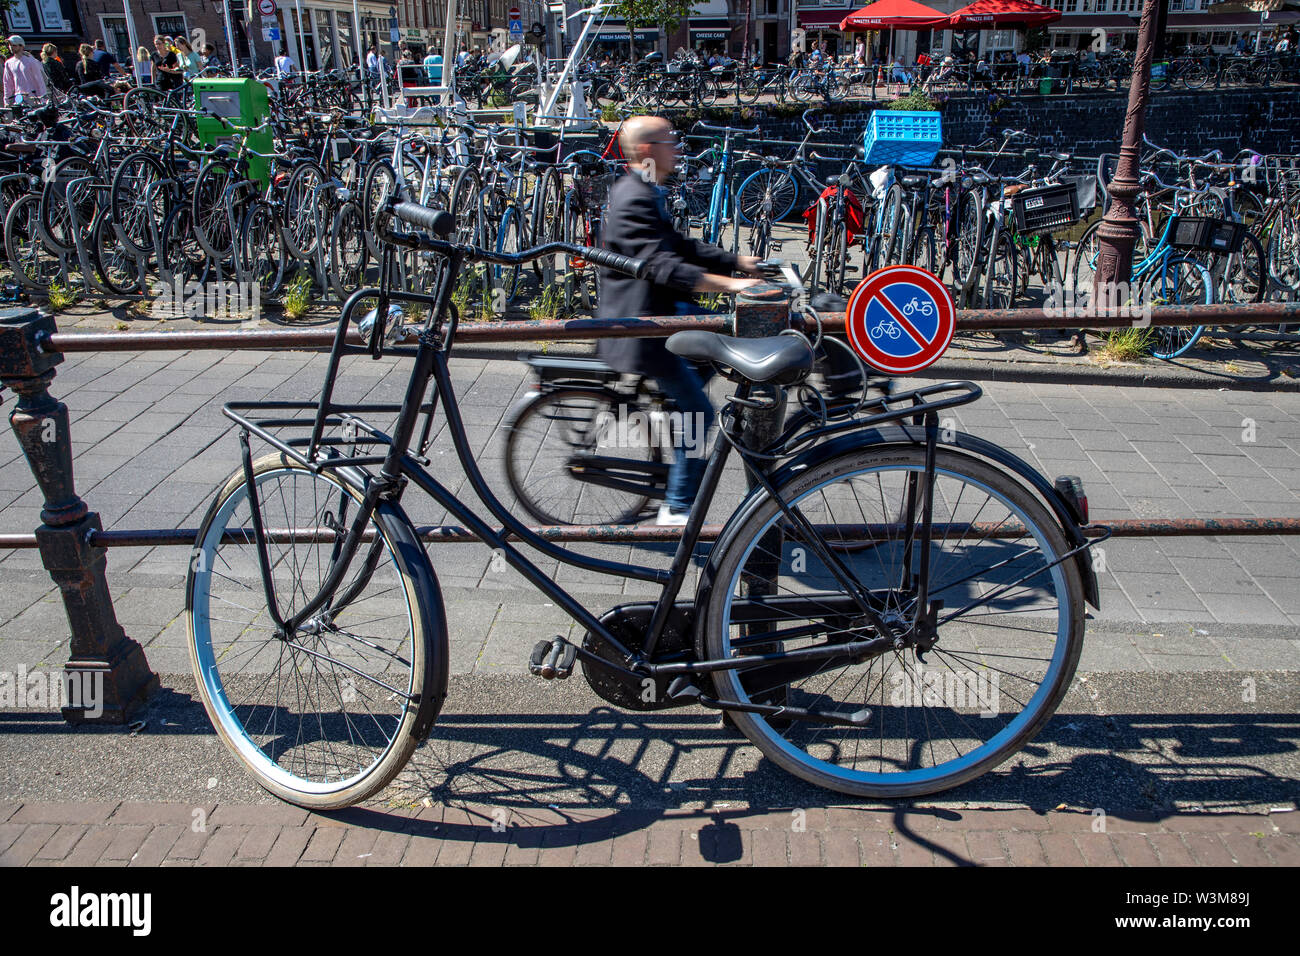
[656,504,690,527]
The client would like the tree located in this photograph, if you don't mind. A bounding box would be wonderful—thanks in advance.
[606,0,698,63]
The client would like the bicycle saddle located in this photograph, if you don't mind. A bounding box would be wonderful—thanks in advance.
[899,174,927,188]
[666,331,814,385]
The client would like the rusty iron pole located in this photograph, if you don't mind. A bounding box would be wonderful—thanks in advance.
[41,301,1300,356]
[0,308,158,724]
[1092,0,1166,308]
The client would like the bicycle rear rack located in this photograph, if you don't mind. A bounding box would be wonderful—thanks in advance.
[772,380,982,459]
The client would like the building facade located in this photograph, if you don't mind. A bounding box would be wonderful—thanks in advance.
[20,2,543,71]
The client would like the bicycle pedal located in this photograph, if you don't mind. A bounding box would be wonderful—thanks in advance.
[529,637,576,680]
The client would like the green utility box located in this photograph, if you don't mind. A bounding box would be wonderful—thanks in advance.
[194,78,273,189]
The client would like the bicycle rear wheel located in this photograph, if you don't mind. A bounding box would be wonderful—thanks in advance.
[1146,254,1212,359]
[701,445,1084,798]
[187,453,445,809]
[504,387,663,525]
[736,168,798,225]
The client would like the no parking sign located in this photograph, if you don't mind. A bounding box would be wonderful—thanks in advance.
[844,266,956,374]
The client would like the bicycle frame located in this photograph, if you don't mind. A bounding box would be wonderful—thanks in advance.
[221,223,1003,698]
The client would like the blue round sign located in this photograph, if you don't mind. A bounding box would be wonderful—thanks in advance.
[845,266,956,374]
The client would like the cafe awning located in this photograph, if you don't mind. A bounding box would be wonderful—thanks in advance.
[947,0,1062,27]
[840,0,948,31]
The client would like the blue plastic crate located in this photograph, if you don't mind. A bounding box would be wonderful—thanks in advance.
[862,110,942,167]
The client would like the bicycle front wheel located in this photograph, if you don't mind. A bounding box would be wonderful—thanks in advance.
[701,445,1084,798]
[187,453,445,809]
[504,387,663,525]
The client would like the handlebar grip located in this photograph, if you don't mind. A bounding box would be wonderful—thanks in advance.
[392,201,455,237]
[577,246,648,279]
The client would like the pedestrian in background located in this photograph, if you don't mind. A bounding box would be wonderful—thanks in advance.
[4,35,48,106]
[135,46,153,84]
[40,43,72,93]
[73,42,97,87]
[175,35,201,78]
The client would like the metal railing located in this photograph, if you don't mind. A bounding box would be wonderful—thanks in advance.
[1,298,1297,724]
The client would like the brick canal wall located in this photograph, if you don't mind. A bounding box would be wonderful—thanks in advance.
[675,88,1300,157]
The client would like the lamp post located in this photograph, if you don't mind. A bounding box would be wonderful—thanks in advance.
[1091,0,1166,309]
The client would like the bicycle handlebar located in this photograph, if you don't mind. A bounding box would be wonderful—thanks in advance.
[693,121,761,135]
[387,201,649,278]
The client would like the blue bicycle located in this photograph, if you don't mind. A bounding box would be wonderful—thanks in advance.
[1071,172,1215,360]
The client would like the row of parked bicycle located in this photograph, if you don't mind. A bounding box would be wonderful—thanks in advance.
[653,113,1298,358]
[0,90,1296,360]
[581,50,1300,109]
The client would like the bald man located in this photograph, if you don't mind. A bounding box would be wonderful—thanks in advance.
[596,115,763,524]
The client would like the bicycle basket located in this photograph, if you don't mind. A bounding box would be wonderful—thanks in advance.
[1167,216,1246,254]
[1010,182,1081,235]
[576,168,614,209]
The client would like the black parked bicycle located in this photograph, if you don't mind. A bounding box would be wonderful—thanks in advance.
[185,198,1106,809]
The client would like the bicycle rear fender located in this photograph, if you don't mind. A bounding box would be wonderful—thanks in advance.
[694,425,1101,621]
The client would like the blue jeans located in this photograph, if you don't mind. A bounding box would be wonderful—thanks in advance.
[655,356,713,512]
[658,300,717,512]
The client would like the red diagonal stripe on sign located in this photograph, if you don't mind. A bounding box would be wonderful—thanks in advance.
[871,289,928,350]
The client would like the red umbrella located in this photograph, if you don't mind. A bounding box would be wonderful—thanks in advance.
[840,0,949,30]
[947,0,1062,27]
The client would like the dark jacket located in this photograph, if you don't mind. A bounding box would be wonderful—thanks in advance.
[596,171,738,376]
[43,56,72,92]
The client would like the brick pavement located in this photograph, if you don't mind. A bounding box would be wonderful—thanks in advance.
[1,800,1296,866]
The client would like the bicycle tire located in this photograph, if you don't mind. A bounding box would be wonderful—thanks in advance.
[700,444,1084,798]
[982,230,1019,309]
[328,199,369,299]
[109,152,170,256]
[91,208,141,296]
[40,157,97,253]
[362,160,399,256]
[530,166,563,280]
[738,168,797,225]
[159,204,210,288]
[504,387,663,526]
[952,189,985,291]
[911,226,938,276]
[5,193,61,292]
[187,453,446,810]
[494,206,523,305]
[282,161,328,261]
[191,159,237,262]
[238,199,287,297]
[1146,255,1212,359]
[1220,227,1267,305]
[825,218,850,295]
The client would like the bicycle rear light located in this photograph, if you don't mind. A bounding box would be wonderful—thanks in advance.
[1054,476,1088,525]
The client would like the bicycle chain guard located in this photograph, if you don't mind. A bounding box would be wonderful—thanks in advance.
[581,602,698,711]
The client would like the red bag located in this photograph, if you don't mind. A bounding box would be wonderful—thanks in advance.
[803,186,865,244]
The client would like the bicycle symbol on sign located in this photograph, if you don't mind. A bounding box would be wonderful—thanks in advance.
[902,297,934,318]
[870,319,902,341]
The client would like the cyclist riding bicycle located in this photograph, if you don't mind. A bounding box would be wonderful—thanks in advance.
[595,114,765,526]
